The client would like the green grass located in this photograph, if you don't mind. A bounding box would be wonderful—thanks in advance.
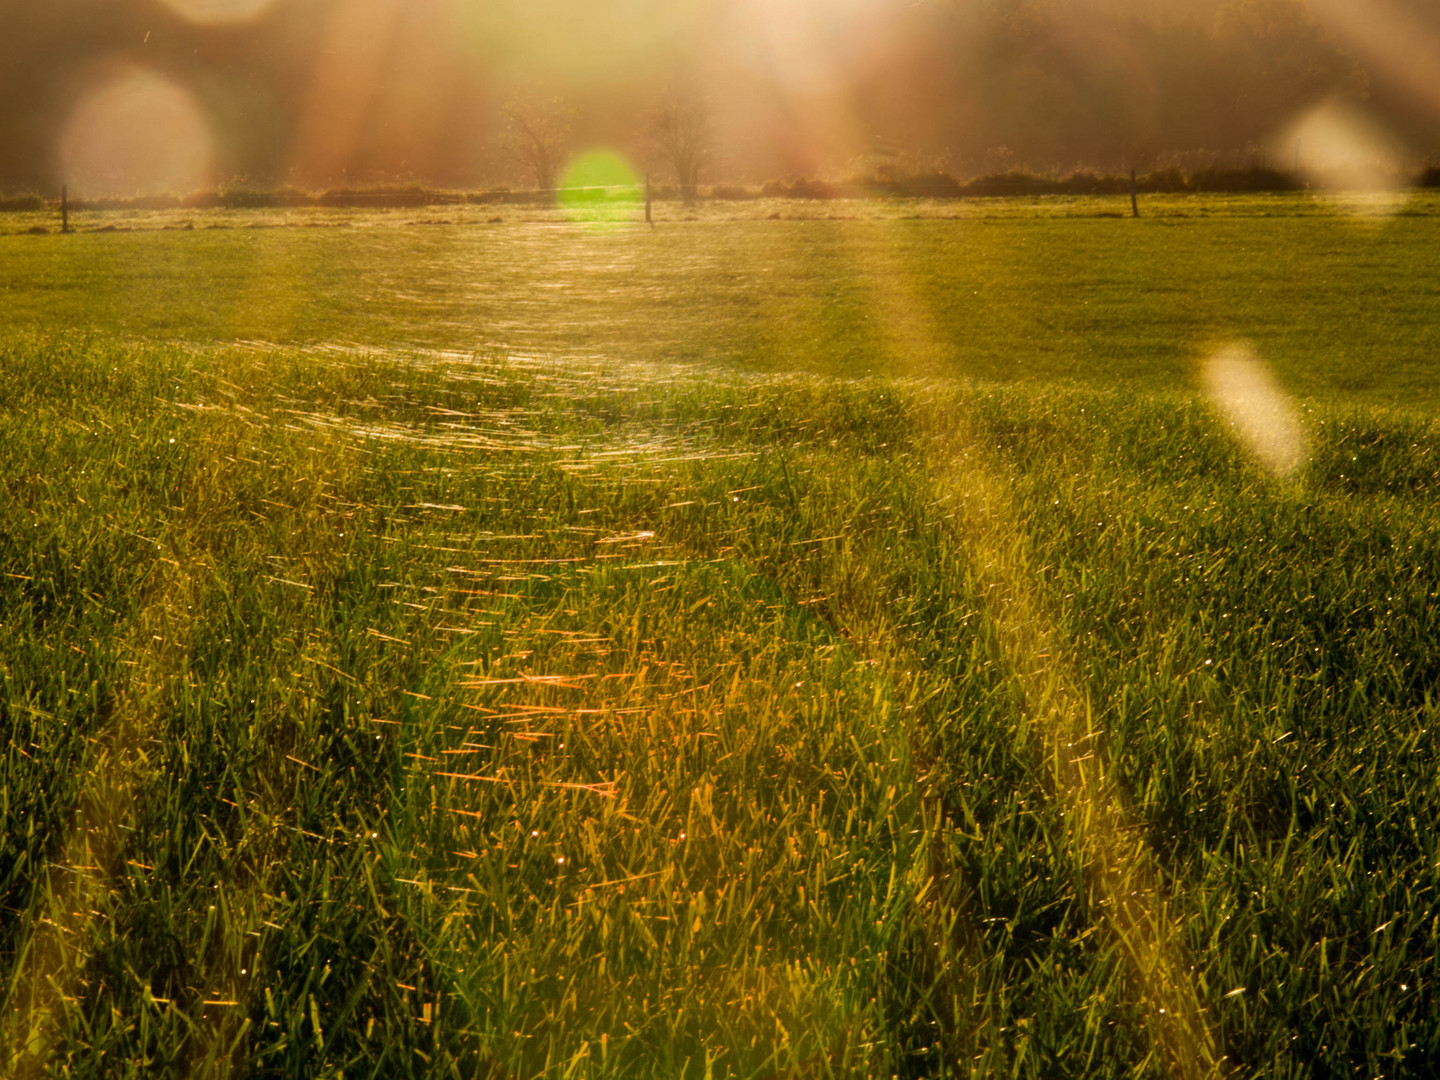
[2,201,1439,1077]
[3,194,1440,407]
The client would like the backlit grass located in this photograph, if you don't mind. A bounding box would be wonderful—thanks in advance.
[2,204,1439,1077]
[2,195,1440,407]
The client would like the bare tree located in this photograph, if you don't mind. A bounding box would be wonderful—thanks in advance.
[500,95,573,197]
[650,81,711,204]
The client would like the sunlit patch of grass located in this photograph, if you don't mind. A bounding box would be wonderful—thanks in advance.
[2,324,1439,1077]
[382,557,923,1075]
[4,198,1440,411]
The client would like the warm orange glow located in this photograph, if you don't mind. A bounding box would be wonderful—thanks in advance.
[8,0,1440,193]
[59,68,214,198]
[728,0,845,96]
[716,0,898,174]
[288,0,406,184]
[1309,0,1440,117]
[156,0,277,25]
[368,6,461,182]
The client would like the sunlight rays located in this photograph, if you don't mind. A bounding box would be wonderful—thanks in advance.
[922,418,1225,1079]
[288,0,407,184]
[747,82,1220,1062]
[718,0,901,174]
[744,166,1224,1072]
[0,566,257,1074]
[1309,0,1440,119]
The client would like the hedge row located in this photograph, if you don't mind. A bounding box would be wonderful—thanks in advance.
[4,167,1438,212]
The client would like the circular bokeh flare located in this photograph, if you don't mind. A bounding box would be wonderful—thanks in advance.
[558,150,642,227]
[59,69,215,199]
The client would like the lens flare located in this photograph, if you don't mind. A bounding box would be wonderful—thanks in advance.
[558,150,640,228]
[59,69,214,199]
[1203,343,1308,479]
[156,0,277,25]
[1284,100,1410,216]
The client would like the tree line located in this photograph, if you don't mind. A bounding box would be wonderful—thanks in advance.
[501,83,709,203]
[1,0,1436,193]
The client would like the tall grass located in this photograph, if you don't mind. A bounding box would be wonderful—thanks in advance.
[2,331,1437,1077]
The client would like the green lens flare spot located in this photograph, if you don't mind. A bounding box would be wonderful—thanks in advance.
[558,150,641,227]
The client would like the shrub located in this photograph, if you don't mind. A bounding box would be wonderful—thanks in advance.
[787,177,841,199]
[1139,168,1190,194]
[1189,166,1303,192]
[961,171,1059,197]
[317,186,438,208]
[708,183,755,200]
[894,172,963,198]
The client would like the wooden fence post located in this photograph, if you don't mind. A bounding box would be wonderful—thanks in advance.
[1130,169,1140,219]
[61,185,70,233]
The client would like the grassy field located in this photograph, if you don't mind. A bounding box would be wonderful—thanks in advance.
[1,198,1438,1078]
[4,193,1440,409]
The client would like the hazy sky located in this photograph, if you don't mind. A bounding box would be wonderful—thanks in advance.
[2,0,1437,195]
